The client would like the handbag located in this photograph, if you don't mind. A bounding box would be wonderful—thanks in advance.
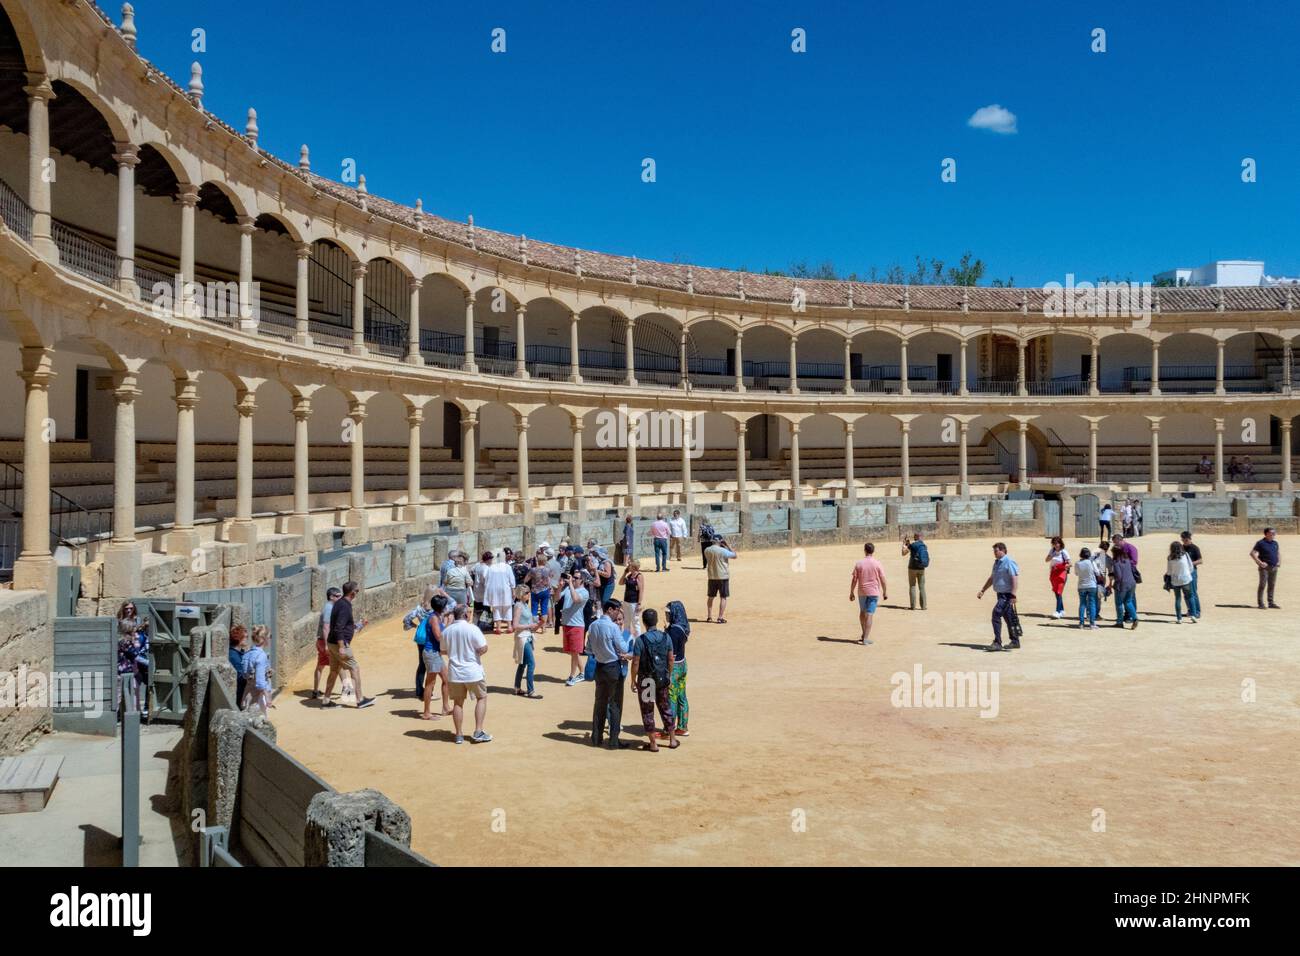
[1162,573,1172,591]
[1132,567,1143,585]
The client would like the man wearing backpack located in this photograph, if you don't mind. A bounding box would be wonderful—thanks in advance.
[900,530,930,610]
[630,607,678,751]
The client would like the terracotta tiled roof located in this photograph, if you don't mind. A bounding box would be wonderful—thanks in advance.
[91,2,1300,316]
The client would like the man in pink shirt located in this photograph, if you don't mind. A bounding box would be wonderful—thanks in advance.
[650,513,672,572]
[849,541,888,645]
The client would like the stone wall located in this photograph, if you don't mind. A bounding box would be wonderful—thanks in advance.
[0,591,53,754]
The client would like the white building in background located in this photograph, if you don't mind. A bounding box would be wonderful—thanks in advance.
[1155,260,1300,287]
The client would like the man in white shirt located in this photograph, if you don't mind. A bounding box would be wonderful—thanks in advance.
[668,510,689,564]
[440,604,492,744]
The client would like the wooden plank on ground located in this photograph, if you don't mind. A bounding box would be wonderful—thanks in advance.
[0,756,64,814]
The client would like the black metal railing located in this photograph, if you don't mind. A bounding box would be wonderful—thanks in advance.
[51,220,121,286]
[0,460,114,570]
[0,176,33,241]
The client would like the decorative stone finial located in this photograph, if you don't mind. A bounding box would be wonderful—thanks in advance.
[630,256,638,285]
[737,275,745,301]
[120,3,137,47]
[963,288,971,313]
[686,266,694,294]
[847,283,854,309]
[1154,289,1162,314]
[902,286,911,311]
[575,249,583,278]
[188,61,204,110]
[519,234,528,265]
[414,198,424,232]
[357,175,368,211]
[1216,287,1225,312]
[299,144,310,172]
[467,214,476,249]
[1286,287,1294,312]
[245,107,258,146]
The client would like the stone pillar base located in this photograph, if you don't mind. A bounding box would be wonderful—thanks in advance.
[286,514,316,550]
[101,540,143,598]
[405,353,424,366]
[1214,481,1227,495]
[401,504,424,525]
[11,554,57,608]
[458,501,480,529]
[227,520,259,550]
[344,509,370,534]
[623,493,641,509]
[958,482,971,499]
[33,235,60,263]
[238,319,259,333]
[164,528,202,559]
[351,343,369,357]
[293,333,314,347]
[1150,481,1162,496]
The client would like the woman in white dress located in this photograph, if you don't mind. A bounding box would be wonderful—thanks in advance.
[483,551,517,633]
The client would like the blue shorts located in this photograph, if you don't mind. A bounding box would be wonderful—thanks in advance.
[531,590,551,617]
[858,595,879,614]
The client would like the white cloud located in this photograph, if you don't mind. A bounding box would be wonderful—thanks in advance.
[967,104,1018,134]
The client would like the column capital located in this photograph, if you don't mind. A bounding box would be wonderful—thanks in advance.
[296,241,312,259]
[899,420,911,433]
[958,419,970,433]
[112,141,140,168]
[172,376,200,408]
[177,183,200,206]
[113,374,141,402]
[348,399,367,421]
[844,421,855,435]
[407,409,424,427]
[17,345,56,388]
[1213,417,1226,431]
[789,421,801,435]
[1146,415,1163,429]
[235,215,257,234]
[410,276,424,291]
[23,72,53,101]
[1087,419,1100,431]
[352,262,368,279]
[235,391,257,416]
[516,417,530,433]
[462,411,478,427]
[292,397,313,420]
[736,421,747,435]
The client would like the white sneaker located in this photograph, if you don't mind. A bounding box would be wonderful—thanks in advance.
[1053,610,1064,619]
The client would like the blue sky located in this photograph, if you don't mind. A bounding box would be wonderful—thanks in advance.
[128,0,1300,285]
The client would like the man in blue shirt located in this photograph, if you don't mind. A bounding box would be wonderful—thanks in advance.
[977,542,1021,650]
[1251,528,1281,609]
[587,600,632,749]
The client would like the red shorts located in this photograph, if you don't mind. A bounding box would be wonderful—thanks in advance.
[315,637,330,668]
[562,625,585,655]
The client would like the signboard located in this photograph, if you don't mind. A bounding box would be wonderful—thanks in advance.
[897,502,937,525]
[363,546,392,589]
[949,500,990,523]
[1141,498,1189,531]
[799,506,839,531]
[750,508,789,534]
[1001,500,1034,522]
[847,502,886,527]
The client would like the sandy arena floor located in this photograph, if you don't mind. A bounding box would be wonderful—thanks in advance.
[272,533,1298,866]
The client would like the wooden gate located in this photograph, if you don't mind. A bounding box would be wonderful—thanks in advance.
[1074,493,1099,537]
[52,616,116,735]
[185,585,279,672]
[129,598,231,722]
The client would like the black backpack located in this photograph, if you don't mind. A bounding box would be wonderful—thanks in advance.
[639,629,672,685]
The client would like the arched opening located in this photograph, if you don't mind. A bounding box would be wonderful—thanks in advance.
[740,324,791,392]
[307,239,359,350]
[683,317,738,390]
[415,272,470,368]
[521,296,570,380]
[902,330,962,394]
[576,306,628,385]
[472,286,519,375]
[794,328,847,393]
[1023,331,1094,395]
[627,311,684,387]
[1225,330,1285,393]
[1151,332,1223,393]
[846,329,904,393]
[1097,332,1155,394]
[360,257,411,357]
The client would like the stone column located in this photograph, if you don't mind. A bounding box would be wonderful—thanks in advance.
[788,336,799,394]
[350,262,368,354]
[1016,339,1027,396]
[294,242,311,344]
[569,312,582,383]
[625,411,640,507]
[844,421,856,501]
[288,396,314,543]
[1148,416,1161,495]
[236,215,256,330]
[103,373,143,598]
[514,305,528,377]
[11,346,56,597]
[405,407,424,523]
[1150,340,1161,396]
[735,420,750,507]
[1089,340,1100,396]
[345,399,368,531]
[900,419,913,501]
[178,184,199,317]
[403,278,423,364]
[228,389,258,548]
[1284,340,1293,395]
[789,420,803,506]
[461,411,478,522]
[734,329,746,392]
[462,292,477,372]
[959,340,969,396]
[625,318,638,387]
[1016,420,1029,487]
[112,142,140,296]
[1213,417,1226,494]
[515,413,533,520]
[899,340,910,396]
[1088,419,1099,484]
[570,417,585,514]
[165,375,201,556]
[1215,339,1226,396]
[24,73,57,262]
[958,420,970,498]
[680,412,695,508]
[842,339,853,395]
[1281,418,1293,494]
